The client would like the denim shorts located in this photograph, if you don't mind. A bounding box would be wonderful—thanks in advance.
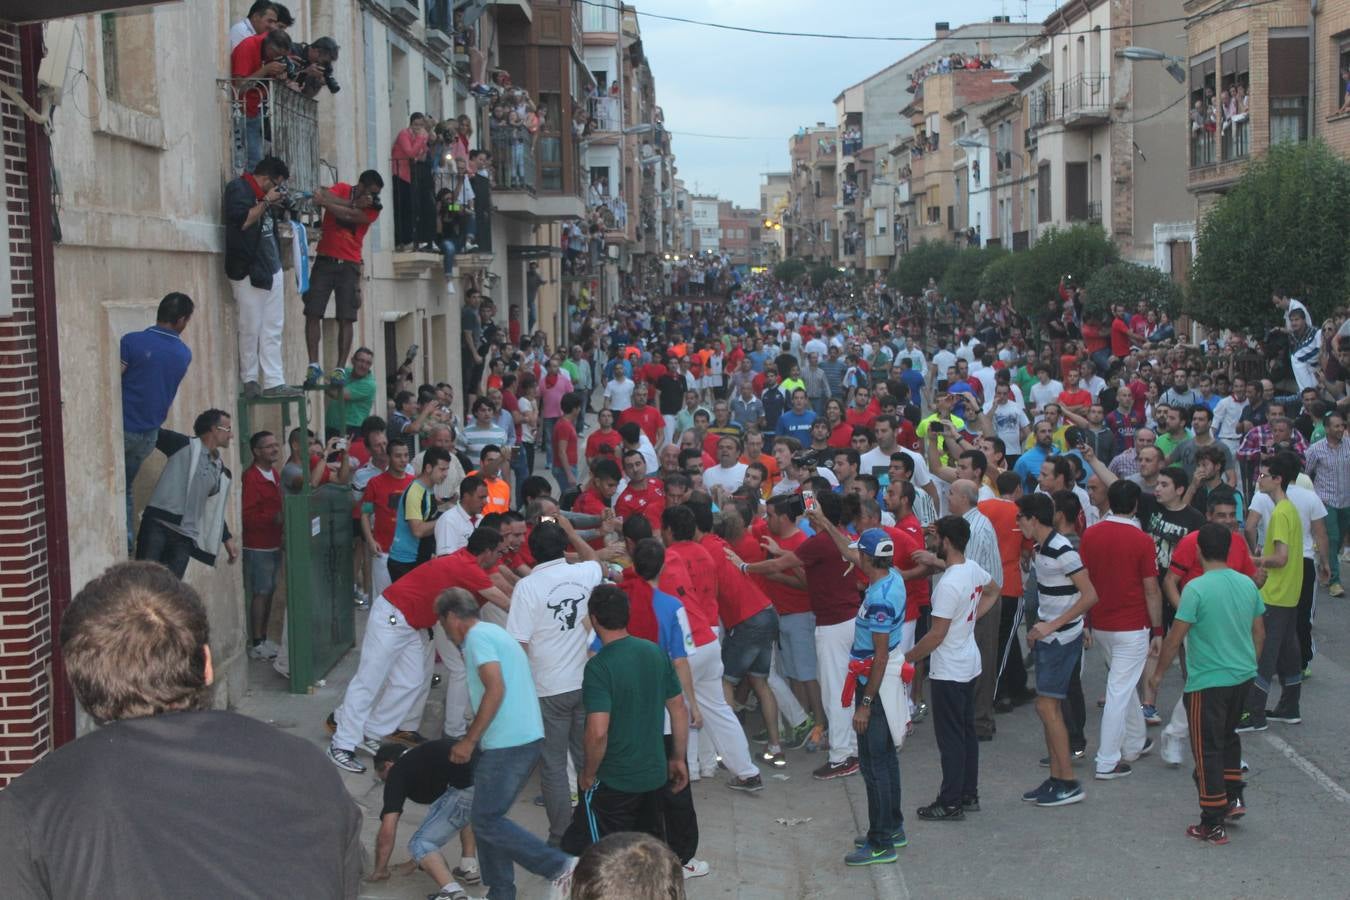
[775,611,817,682]
[721,607,779,682]
[1034,633,1084,700]
[243,549,281,595]
[408,785,475,861]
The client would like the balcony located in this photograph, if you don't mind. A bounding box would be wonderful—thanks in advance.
[1222,117,1249,161]
[588,96,621,133]
[1190,129,1216,167]
[425,0,454,54]
[219,78,319,202]
[389,155,443,275]
[489,125,586,220]
[1087,200,1102,224]
[1058,74,1109,128]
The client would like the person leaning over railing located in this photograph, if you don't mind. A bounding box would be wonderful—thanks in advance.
[230,28,293,170]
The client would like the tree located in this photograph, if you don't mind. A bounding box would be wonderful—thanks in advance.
[1084,262,1182,320]
[773,258,807,284]
[1009,224,1119,318]
[942,245,1008,304]
[1189,139,1350,332]
[809,261,837,290]
[978,251,1027,304]
[888,240,959,296]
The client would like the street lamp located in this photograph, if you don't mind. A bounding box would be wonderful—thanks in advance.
[1122,46,1186,84]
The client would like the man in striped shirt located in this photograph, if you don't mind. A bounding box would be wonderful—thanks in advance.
[1304,412,1348,598]
[459,398,509,462]
[1016,492,1099,808]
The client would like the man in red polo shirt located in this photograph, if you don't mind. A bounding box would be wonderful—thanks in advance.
[615,448,666,532]
[360,439,415,599]
[618,382,665,448]
[242,430,284,660]
[229,29,292,168]
[304,170,384,390]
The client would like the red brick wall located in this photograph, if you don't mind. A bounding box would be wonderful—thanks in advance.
[0,23,55,787]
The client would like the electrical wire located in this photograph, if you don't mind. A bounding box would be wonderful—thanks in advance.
[575,0,1281,42]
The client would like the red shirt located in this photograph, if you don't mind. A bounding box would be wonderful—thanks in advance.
[1058,355,1079,383]
[699,533,771,629]
[571,487,610,547]
[661,541,718,646]
[385,549,492,628]
[362,471,414,552]
[585,428,622,461]
[893,513,930,613]
[828,423,854,449]
[978,498,1025,598]
[241,465,283,550]
[1169,530,1257,588]
[845,405,876,429]
[619,404,664,445]
[618,570,662,645]
[315,183,379,264]
[230,34,270,117]
[553,416,579,467]
[794,530,862,626]
[615,480,666,532]
[348,438,372,468]
[1081,320,1108,355]
[1058,388,1092,409]
[639,362,668,388]
[1110,317,1133,358]
[1079,517,1159,632]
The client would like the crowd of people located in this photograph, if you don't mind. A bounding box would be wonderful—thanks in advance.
[908,50,1000,92]
[20,199,1350,900]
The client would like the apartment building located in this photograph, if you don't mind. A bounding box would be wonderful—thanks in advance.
[760,171,790,266]
[717,202,762,268]
[783,123,838,263]
[690,194,720,252]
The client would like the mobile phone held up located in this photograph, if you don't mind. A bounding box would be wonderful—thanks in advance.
[802,490,817,512]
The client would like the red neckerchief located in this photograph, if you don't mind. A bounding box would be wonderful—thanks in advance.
[243,173,266,200]
[545,372,559,389]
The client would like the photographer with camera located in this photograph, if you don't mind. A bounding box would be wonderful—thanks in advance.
[304,170,384,390]
[224,156,300,398]
[229,28,293,170]
[284,36,340,99]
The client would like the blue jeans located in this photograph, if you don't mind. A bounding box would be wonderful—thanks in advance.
[471,740,569,900]
[243,115,264,171]
[542,417,556,468]
[124,427,159,554]
[409,785,475,862]
[856,679,903,848]
[440,238,457,276]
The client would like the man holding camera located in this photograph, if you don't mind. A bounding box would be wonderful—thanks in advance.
[304,170,384,389]
[224,156,300,399]
[286,37,341,99]
[229,28,293,170]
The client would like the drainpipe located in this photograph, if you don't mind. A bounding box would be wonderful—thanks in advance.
[20,24,75,747]
[1309,0,1319,139]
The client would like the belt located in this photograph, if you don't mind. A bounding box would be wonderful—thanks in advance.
[841,657,915,707]
[1057,618,1083,633]
[316,255,359,266]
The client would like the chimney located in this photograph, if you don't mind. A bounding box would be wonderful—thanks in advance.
[935,21,951,39]
[992,15,1009,23]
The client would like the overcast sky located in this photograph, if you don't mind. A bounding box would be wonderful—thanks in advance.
[636,0,1062,209]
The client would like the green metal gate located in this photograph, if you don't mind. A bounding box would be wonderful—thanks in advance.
[238,391,355,694]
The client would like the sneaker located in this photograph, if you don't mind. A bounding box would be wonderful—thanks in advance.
[1330,583,1344,597]
[912,702,929,723]
[1141,703,1162,725]
[446,280,457,296]
[328,367,349,388]
[994,697,1015,714]
[1224,797,1247,822]
[761,749,787,768]
[681,858,710,879]
[1235,712,1268,733]
[1038,749,1086,767]
[1129,738,1155,760]
[750,728,771,745]
[916,801,965,821]
[844,844,897,866]
[358,737,382,755]
[812,757,859,780]
[852,830,908,848]
[451,864,480,885]
[1094,763,1132,780]
[1022,779,1056,803]
[961,797,980,812]
[303,363,324,388]
[429,888,468,900]
[463,240,480,252]
[242,380,261,399]
[261,384,303,397]
[1185,822,1229,845]
[804,724,827,753]
[700,764,719,779]
[784,718,814,750]
[1036,781,1085,807]
[246,642,270,660]
[1301,666,1312,680]
[727,774,764,793]
[325,711,338,735]
[389,730,429,745]
[1265,708,1302,724]
[327,745,366,773]
[548,857,579,900]
[533,794,546,806]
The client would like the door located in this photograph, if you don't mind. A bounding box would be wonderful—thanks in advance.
[1065,162,1089,222]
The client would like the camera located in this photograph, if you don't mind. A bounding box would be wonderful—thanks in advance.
[321,64,341,94]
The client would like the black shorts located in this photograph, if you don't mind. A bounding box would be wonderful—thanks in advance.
[303,256,362,321]
[915,607,933,642]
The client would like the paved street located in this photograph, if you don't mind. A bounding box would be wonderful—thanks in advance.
[238,576,1350,899]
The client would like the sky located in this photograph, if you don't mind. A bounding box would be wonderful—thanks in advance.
[635,0,1064,209]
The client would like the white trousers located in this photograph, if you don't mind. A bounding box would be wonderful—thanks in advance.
[370,551,391,602]
[230,273,285,389]
[431,623,473,739]
[686,639,758,779]
[1161,696,1189,766]
[663,414,678,446]
[334,596,428,751]
[768,645,808,730]
[1093,627,1149,772]
[900,619,916,717]
[815,619,858,764]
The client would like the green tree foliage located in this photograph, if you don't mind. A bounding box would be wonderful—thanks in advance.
[941,245,1008,303]
[809,262,838,290]
[1008,224,1119,318]
[1083,262,1183,320]
[978,251,1028,303]
[888,240,959,296]
[1189,139,1350,332]
[773,258,807,284]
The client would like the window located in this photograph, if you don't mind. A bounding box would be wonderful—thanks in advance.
[100,11,159,116]
[1339,37,1350,114]
[1189,50,1217,166]
[1269,34,1309,144]
[538,91,563,190]
[1037,164,1051,222]
[1066,162,1088,221]
[1220,38,1249,160]
[927,205,942,225]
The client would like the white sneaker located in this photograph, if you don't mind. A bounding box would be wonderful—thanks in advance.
[272,658,289,678]
[548,856,578,900]
[446,280,457,295]
[258,639,281,658]
[682,858,710,879]
[358,737,382,755]
[246,643,269,661]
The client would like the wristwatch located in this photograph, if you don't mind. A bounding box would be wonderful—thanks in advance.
[860,696,874,707]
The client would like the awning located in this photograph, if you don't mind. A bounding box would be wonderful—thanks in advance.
[4,0,180,25]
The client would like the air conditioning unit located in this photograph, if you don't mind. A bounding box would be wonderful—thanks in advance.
[38,20,77,109]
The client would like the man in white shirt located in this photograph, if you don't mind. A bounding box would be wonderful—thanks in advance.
[602,365,635,413]
[504,521,604,846]
[860,415,939,511]
[988,383,1030,455]
[904,515,998,819]
[1273,288,1310,332]
[930,340,957,390]
[434,475,486,556]
[702,435,748,498]
[230,0,278,49]
[1028,366,1064,414]
[1211,377,1248,454]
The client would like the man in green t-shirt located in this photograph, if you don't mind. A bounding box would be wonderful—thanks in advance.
[1238,452,1305,735]
[326,346,377,436]
[1150,522,1264,845]
[560,584,689,856]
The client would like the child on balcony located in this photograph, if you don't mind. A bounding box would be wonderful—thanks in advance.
[508,111,528,188]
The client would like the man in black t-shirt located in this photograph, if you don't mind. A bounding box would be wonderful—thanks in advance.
[469,149,492,254]
[370,739,478,900]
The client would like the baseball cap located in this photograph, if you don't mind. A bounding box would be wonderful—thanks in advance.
[850,528,895,559]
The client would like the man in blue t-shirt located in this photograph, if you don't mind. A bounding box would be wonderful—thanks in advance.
[776,388,817,445]
[120,292,194,553]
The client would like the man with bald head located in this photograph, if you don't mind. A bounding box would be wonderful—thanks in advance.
[1108,427,1156,481]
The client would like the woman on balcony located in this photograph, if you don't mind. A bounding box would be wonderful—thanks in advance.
[391,113,434,252]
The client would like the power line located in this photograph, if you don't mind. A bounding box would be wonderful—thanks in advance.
[575,0,1279,42]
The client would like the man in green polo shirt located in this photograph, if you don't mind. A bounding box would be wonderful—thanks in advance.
[326,346,377,437]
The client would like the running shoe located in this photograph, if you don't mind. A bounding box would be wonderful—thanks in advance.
[916,801,965,821]
[681,858,710,879]
[1224,797,1247,822]
[358,737,382,755]
[727,775,764,793]
[1094,762,1132,780]
[451,864,480,885]
[782,718,814,750]
[804,724,827,753]
[961,797,980,812]
[327,746,366,773]
[1266,707,1302,724]
[1185,822,1229,845]
[912,702,929,723]
[1130,737,1155,760]
[1036,781,1085,807]
[1141,703,1162,725]
[1331,584,1345,597]
[812,757,859,780]
[844,844,897,866]
[428,887,468,900]
[328,367,349,388]
[303,363,324,389]
[761,748,787,768]
[852,829,908,848]
[1235,712,1268,733]
[1021,778,1056,803]
[1038,748,1086,767]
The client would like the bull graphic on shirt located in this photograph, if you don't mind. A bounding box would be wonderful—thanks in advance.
[546,594,584,631]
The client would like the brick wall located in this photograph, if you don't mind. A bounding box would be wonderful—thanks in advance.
[0,23,55,787]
